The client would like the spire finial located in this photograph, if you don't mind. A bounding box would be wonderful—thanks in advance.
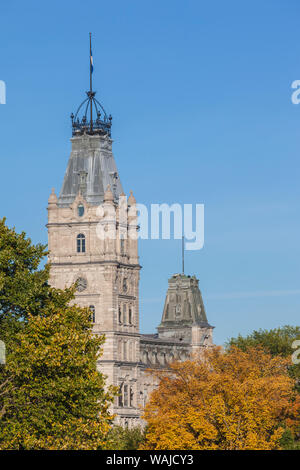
[71,34,112,137]
[89,32,93,133]
[104,184,114,203]
[128,190,136,205]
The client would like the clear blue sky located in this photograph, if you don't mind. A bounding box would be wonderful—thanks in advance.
[0,0,299,345]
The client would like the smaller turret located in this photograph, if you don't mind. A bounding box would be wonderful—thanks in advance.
[103,184,114,203]
[48,188,58,207]
[128,190,136,206]
[157,273,213,344]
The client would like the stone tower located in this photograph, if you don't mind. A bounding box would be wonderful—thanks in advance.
[47,49,214,426]
[47,85,142,423]
[158,274,213,352]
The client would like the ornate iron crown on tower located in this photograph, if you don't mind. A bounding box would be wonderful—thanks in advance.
[70,33,112,137]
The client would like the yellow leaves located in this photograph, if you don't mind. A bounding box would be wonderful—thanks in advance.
[141,347,299,450]
[0,304,116,450]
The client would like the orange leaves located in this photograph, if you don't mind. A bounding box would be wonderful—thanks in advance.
[141,347,299,450]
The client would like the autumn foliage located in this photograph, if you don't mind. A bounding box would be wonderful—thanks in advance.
[141,347,299,450]
[0,218,116,449]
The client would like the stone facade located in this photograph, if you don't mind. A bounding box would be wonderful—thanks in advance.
[47,131,213,427]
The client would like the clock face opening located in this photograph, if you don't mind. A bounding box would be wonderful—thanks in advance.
[76,277,87,292]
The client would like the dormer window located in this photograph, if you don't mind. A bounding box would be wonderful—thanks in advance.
[77,204,84,217]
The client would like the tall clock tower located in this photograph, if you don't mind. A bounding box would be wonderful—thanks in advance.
[47,80,142,423]
[47,37,214,427]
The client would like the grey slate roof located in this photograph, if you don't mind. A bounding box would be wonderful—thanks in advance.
[140,334,189,346]
[158,273,212,329]
[58,133,123,207]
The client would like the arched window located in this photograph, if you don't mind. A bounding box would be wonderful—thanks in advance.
[89,305,95,323]
[77,204,84,217]
[77,233,85,253]
[124,384,128,407]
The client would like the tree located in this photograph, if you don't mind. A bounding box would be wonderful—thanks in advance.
[227,326,300,447]
[105,425,146,450]
[227,325,300,358]
[0,218,116,449]
[141,347,299,450]
[0,306,117,450]
[0,217,50,325]
[227,326,300,384]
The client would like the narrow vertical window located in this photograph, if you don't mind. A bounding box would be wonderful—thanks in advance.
[129,307,132,325]
[124,384,128,407]
[120,235,125,254]
[163,353,166,365]
[130,386,134,407]
[77,204,84,217]
[89,305,95,323]
[123,304,127,324]
[123,341,127,361]
[128,341,132,361]
[118,384,123,407]
[77,233,85,253]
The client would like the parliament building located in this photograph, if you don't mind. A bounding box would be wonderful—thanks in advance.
[47,73,214,426]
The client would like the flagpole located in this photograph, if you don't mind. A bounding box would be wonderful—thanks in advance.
[89,32,93,133]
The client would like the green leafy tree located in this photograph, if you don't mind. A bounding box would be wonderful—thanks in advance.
[227,325,300,358]
[227,326,300,386]
[105,425,146,450]
[0,217,49,324]
[0,218,117,449]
